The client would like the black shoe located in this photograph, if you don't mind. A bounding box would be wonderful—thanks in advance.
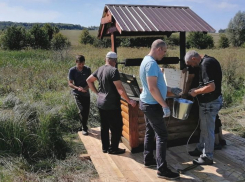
[157,168,180,179]
[214,143,222,150]
[220,139,226,146]
[193,156,213,165]
[108,148,125,155]
[144,159,157,168]
[189,148,202,157]
[102,149,108,153]
[82,130,88,135]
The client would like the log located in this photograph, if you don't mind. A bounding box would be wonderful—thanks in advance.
[121,104,129,114]
[167,124,198,134]
[123,118,129,128]
[138,123,146,131]
[138,117,145,124]
[121,111,129,121]
[166,117,197,127]
[120,100,128,106]
[168,131,199,141]
[123,125,129,135]
[122,130,129,141]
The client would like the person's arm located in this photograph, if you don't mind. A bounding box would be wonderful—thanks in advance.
[189,82,215,97]
[147,76,168,108]
[68,80,84,92]
[86,75,99,95]
[113,80,136,107]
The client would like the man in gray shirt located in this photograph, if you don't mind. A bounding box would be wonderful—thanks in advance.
[86,51,136,154]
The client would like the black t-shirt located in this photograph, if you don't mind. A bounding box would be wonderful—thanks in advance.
[68,66,91,97]
[92,65,121,110]
[188,66,200,89]
[197,55,222,103]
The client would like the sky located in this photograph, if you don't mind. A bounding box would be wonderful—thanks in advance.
[0,0,244,32]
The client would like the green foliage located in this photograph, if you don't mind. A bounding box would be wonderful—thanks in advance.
[43,23,60,41]
[221,55,245,106]
[218,34,229,48]
[51,33,71,51]
[79,29,94,45]
[29,24,50,49]
[0,26,29,50]
[227,11,245,47]
[187,32,214,49]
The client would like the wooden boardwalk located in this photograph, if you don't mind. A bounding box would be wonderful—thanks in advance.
[79,128,245,182]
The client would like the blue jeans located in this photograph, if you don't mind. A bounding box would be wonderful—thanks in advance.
[197,95,223,159]
[139,100,168,172]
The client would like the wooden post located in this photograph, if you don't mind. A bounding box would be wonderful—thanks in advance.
[180,32,186,70]
[111,33,118,68]
[111,33,117,53]
[128,103,139,148]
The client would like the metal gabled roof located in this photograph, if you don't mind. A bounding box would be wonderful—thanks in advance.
[98,4,215,38]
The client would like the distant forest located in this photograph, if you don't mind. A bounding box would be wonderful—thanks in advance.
[0,21,99,30]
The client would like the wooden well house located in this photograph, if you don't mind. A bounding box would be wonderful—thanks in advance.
[98,4,215,153]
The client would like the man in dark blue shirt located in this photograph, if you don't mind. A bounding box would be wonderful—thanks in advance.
[68,55,91,135]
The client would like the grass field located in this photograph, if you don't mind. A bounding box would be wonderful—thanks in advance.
[0,30,245,181]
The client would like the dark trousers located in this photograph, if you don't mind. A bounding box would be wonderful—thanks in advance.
[98,108,122,151]
[139,100,168,172]
[74,95,90,131]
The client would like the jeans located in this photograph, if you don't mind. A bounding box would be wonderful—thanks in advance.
[197,95,223,159]
[74,95,90,131]
[98,108,122,151]
[139,100,168,172]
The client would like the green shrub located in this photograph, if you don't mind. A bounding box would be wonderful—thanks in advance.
[187,32,214,49]
[218,34,229,48]
[51,33,71,51]
[0,26,29,50]
[79,29,94,45]
[29,24,50,49]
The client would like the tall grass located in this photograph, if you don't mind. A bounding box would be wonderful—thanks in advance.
[1,40,245,180]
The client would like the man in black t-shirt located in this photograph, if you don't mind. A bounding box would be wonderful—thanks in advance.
[86,51,136,154]
[68,55,91,135]
[184,50,223,166]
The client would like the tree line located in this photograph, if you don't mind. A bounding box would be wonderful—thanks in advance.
[0,21,99,30]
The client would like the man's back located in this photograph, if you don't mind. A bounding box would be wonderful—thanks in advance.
[93,65,120,110]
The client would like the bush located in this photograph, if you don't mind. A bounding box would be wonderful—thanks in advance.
[79,29,94,45]
[187,32,214,49]
[218,34,229,48]
[0,26,29,50]
[51,33,71,51]
[29,24,50,49]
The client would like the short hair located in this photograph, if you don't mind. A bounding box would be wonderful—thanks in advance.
[76,55,85,63]
[184,50,199,63]
[151,39,167,50]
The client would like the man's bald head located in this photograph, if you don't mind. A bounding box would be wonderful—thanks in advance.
[151,39,166,50]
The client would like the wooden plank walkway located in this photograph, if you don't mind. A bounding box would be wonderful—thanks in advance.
[79,128,245,182]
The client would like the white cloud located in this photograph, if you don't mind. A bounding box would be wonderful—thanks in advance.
[216,1,238,9]
[14,0,51,3]
[0,2,61,22]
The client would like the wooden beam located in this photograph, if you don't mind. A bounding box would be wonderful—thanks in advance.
[98,24,105,39]
[101,14,112,24]
[106,26,118,34]
[179,32,186,70]
[116,22,122,34]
